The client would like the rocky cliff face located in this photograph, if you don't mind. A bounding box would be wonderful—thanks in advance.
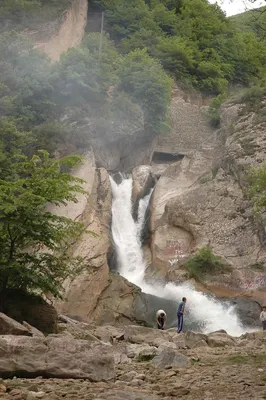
[146,93,266,299]
[54,88,266,323]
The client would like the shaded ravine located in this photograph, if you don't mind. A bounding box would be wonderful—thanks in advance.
[110,176,254,336]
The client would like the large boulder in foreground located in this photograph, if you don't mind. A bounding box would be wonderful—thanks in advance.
[0,336,115,380]
[0,313,31,336]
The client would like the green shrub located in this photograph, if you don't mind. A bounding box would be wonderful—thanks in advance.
[137,354,156,362]
[207,94,226,128]
[186,246,228,280]
[247,163,266,212]
[235,86,266,114]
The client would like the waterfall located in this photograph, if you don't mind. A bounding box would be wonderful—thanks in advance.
[110,176,251,336]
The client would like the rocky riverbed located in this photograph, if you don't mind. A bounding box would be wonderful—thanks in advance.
[1,314,266,400]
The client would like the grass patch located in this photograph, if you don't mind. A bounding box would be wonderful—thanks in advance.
[137,354,156,362]
[185,246,230,281]
[227,354,266,365]
[227,355,250,364]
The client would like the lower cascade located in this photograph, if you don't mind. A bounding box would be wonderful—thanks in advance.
[110,176,251,336]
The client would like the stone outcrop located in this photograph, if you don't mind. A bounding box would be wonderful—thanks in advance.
[132,165,155,204]
[0,313,31,336]
[132,165,155,220]
[148,150,217,279]
[0,335,115,380]
[56,165,112,322]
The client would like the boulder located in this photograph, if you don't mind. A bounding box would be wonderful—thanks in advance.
[184,331,208,349]
[0,313,31,336]
[0,336,47,376]
[4,290,58,334]
[124,325,173,347]
[207,332,235,348]
[93,325,125,343]
[22,322,45,338]
[152,348,190,368]
[58,323,102,342]
[126,343,157,359]
[0,335,115,380]
[45,337,115,380]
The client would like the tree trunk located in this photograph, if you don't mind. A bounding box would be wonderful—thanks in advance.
[0,277,8,312]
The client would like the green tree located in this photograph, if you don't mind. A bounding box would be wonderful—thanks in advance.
[152,36,196,80]
[0,117,32,180]
[0,151,86,308]
[118,49,172,134]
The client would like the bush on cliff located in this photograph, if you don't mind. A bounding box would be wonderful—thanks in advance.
[248,163,266,212]
[186,246,228,281]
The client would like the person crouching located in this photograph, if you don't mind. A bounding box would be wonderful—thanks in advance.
[156,309,166,330]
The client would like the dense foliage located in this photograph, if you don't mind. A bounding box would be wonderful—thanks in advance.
[91,0,266,95]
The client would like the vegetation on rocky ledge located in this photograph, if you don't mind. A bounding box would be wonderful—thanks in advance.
[186,246,229,281]
[248,163,266,212]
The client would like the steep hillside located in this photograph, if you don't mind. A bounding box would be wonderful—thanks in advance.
[230,6,266,40]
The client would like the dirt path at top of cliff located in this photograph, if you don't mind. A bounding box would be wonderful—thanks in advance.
[35,0,88,62]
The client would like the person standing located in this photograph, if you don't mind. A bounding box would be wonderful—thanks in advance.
[156,309,166,330]
[177,297,186,333]
[260,305,266,330]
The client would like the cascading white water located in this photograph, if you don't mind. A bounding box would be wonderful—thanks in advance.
[110,177,150,286]
[110,176,251,336]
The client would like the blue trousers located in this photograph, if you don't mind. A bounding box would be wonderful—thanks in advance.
[263,321,266,331]
[177,313,183,333]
